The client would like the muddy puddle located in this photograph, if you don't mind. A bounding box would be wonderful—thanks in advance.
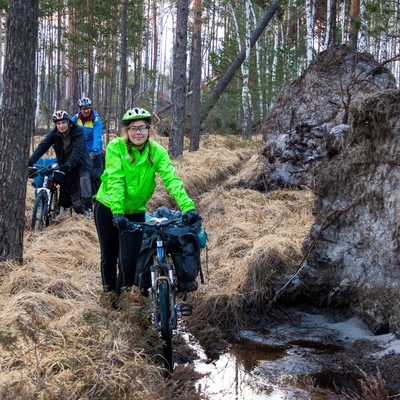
[183,305,400,399]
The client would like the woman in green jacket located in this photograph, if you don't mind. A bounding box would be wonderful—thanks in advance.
[94,108,198,305]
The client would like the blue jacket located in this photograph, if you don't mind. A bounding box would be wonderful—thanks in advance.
[71,110,103,153]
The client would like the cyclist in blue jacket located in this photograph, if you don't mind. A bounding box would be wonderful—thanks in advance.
[71,97,104,194]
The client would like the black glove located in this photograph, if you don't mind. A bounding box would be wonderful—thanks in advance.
[28,159,34,167]
[112,214,130,229]
[89,150,98,160]
[28,167,37,179]
[182,210,200,225]
[59,163,72,172]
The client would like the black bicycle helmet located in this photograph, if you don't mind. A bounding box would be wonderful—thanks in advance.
[122,108,152,126]
[53,110,69,123]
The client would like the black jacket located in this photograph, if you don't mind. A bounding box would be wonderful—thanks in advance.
[29,121,92,173]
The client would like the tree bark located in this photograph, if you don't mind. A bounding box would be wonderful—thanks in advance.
[0,0,39,262]
[169,0,189,158]
[189,0,202,152]
[349,0,360,51]
[330,0,337,46]
[119,0,128,121]
[200,0,281,125]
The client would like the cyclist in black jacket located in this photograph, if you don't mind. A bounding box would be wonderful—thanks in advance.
[28,110,93,218]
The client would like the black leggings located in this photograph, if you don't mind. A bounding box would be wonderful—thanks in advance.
[94,201,145,294]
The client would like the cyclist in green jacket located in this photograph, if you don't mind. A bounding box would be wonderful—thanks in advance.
[94,107,198,307]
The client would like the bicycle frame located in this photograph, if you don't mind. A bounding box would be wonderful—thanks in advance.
[36,175,52,207]
[151,231,178,330]
[127,217,189,372]
[29,163,64,230]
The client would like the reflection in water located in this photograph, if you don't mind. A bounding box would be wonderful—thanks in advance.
[230,338,288,372]
[195,352,285,400]
[191,331,290,399]
[190,307,400,399]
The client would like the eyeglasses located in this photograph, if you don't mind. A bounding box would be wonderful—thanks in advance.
[127,125,148,132]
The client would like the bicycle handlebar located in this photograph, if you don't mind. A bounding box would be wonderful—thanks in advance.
[28,164,65,177]
[127,217,185,234]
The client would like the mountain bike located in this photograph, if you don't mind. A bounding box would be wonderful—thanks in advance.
[28,162,65,230]
[126,217,199,372]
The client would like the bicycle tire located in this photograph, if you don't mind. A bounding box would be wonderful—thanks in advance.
[31,195,47,231]
[46,190,58,227]
[159,279,173,372]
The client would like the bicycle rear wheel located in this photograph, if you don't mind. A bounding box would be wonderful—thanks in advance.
[159,279,173,372]
[31,195,47,230]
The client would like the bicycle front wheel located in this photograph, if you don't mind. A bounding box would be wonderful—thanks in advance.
[159,279,173,372]
[46,190,58,227]
[31,195,47,230]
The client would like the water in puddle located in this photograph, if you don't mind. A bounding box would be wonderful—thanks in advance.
[193,334,342,399]
[188,306,392,399]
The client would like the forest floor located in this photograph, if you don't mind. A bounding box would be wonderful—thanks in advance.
[0,135,399,399]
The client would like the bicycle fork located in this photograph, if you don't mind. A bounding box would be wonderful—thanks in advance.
[151,238,178,330]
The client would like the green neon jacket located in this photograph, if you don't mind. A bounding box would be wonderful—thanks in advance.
[96,137,195,215]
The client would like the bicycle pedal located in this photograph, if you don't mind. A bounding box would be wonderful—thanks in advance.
[179,303,192,317]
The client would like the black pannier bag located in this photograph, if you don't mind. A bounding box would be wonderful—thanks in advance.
[168,229,201,293]
[135,233,154,292]
[135,207,204,296]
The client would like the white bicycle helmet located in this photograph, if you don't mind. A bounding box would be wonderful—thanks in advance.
[78,97,92,108]
[122,108,152,126]
[53,110,69,123]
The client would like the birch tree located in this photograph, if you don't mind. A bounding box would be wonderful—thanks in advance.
[379,0,389,62]
[201,0,281,124]
[340,0,346,44]
[305,0,313,64]
[358,0,367,52]
[242,0,252,138]
[249,2,263,119]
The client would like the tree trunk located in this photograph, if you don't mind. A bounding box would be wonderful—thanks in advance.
[169,0,189,158]
[57,1,62,105]
[305,0,313,64]
[68,6,79,113]
[189,0,202,152]
[0,0,39,263]
[349,0,360,50]
[330,0,337,46]
[200,0,281,125]
[87,0,94,100]
[242,0,252,138]
[119,0,128,120]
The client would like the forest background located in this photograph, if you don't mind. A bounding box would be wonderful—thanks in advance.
[0,0,399,137]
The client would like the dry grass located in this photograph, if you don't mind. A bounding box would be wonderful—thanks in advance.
[187,186,315,345]
[0,135,316,398]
